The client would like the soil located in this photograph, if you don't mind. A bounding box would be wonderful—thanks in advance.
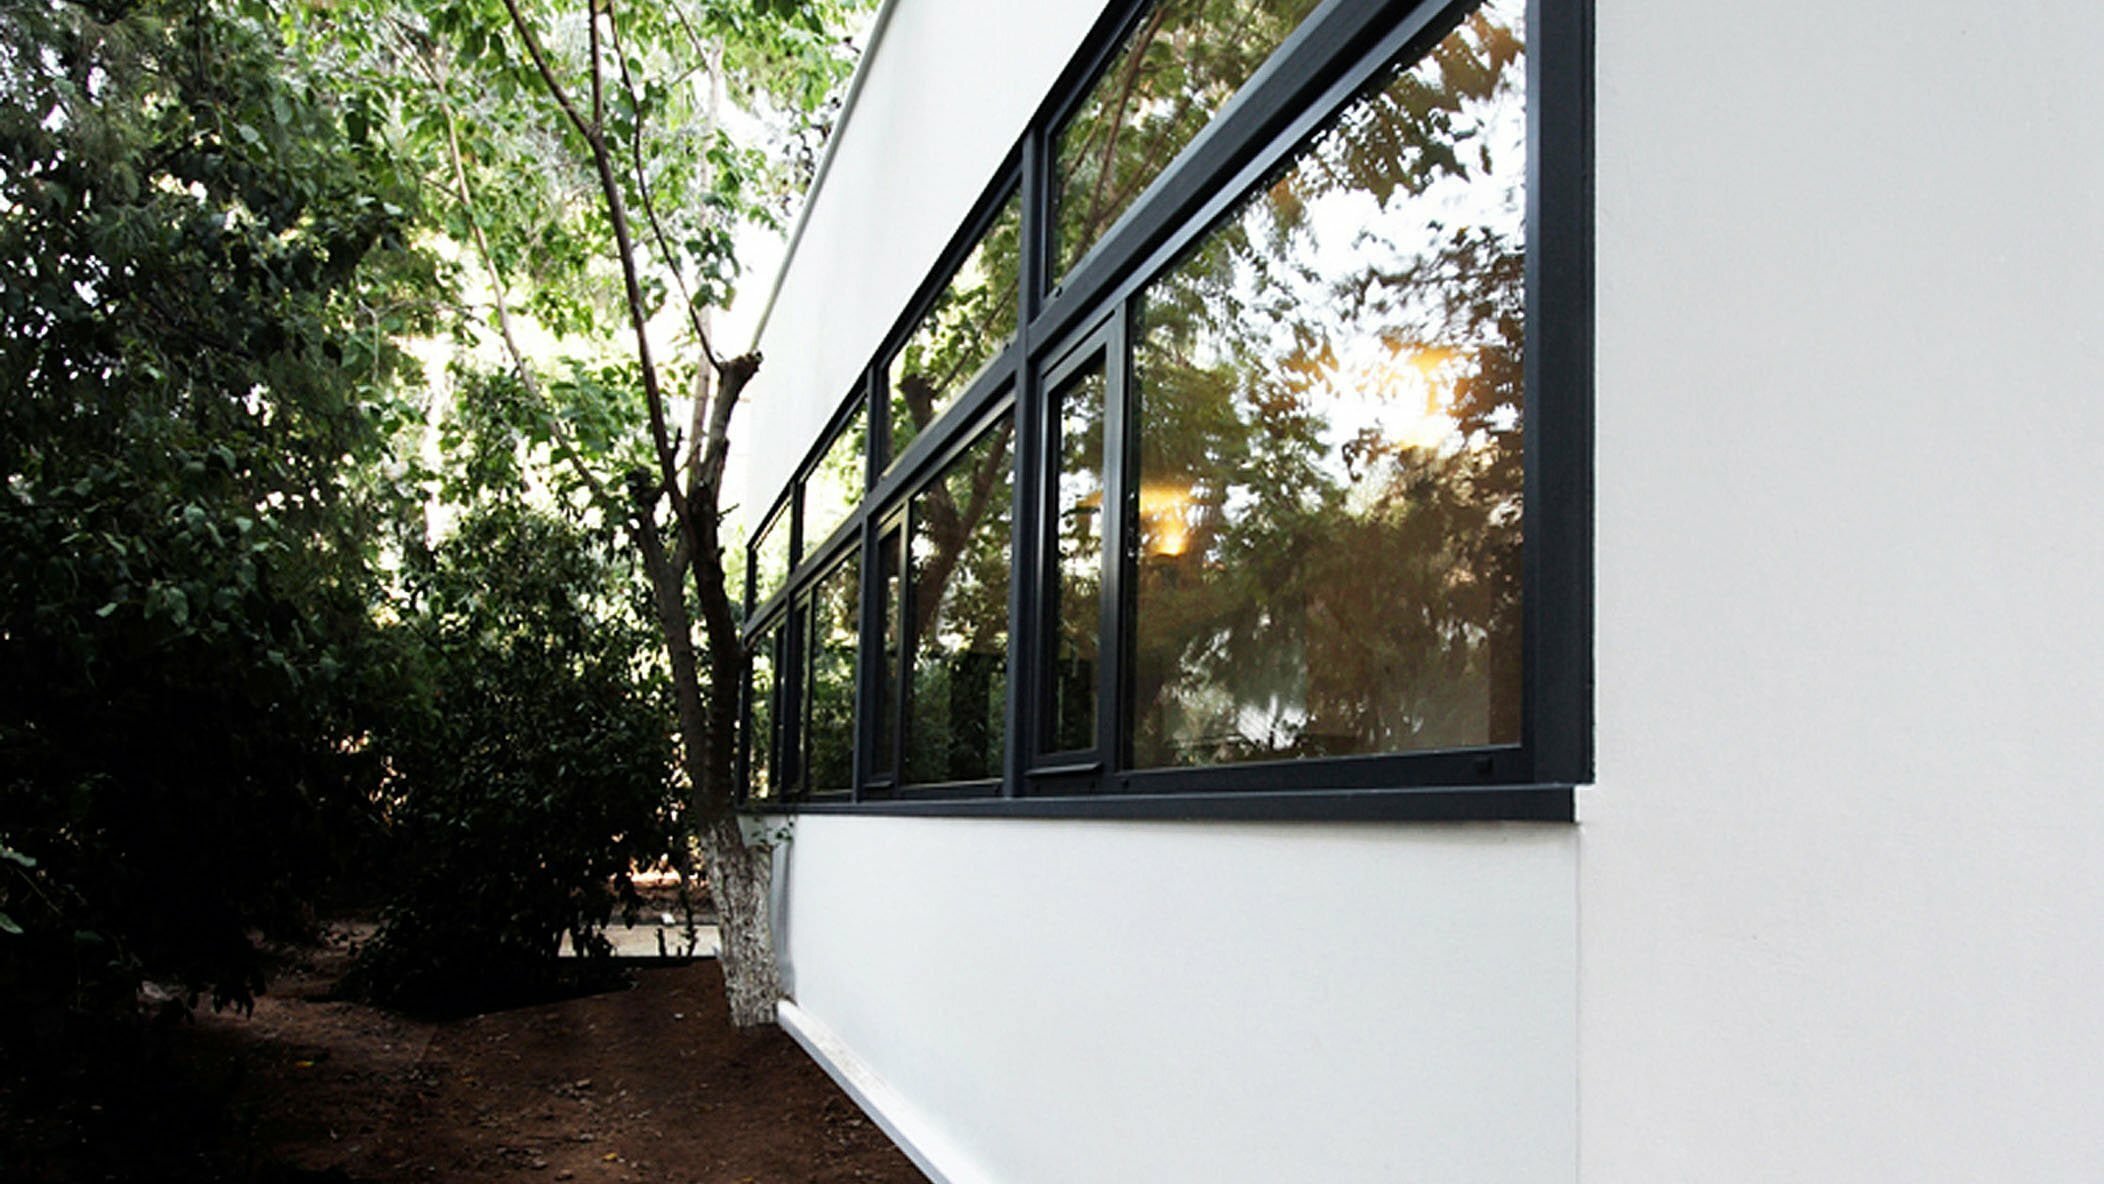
[0,931,928,1184]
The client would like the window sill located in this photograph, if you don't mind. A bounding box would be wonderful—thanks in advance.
[743,784,1573,824]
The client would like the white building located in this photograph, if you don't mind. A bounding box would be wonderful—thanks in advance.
[733,1,2104,1180]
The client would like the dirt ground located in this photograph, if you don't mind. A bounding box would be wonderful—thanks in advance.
[2,932,928,1184]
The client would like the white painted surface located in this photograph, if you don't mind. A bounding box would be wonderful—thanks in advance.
[747,0,2104,1179]
[746,4,1578,1179]
[737,0,1103,519]
[1584,1,2104,1180]
[779,815,1577,1184]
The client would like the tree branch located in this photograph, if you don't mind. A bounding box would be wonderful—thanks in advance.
[502,0,690,536]
[412,30,612,508]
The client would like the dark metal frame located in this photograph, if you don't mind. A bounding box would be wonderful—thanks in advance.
[740,0,1591,823]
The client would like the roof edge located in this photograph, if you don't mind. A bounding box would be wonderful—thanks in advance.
[743,0,906,354]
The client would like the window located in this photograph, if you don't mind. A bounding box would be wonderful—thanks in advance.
[904,414,1015,786]
[886,190,1022,469]
[741,0,1588,820]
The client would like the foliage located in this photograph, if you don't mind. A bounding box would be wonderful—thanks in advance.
[0,0,428,1040]
[0,0,873,1045]
[352,504,677,1012]
[285,0,874,1026]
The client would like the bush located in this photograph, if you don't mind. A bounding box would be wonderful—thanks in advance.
[351,506,677,1012]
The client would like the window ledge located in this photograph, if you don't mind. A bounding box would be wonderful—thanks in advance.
[745,784,1574,824]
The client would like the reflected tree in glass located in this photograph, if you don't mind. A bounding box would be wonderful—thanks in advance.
[887,192,1021,466]
[904,420,1014,784]
[1052,0,1322,282]
[750,505,790,609]
[746,623,779,800]
[802,404,868,557]
[1046,360,1105,754]
[872,525,904,780]
[1131,1,1527,768]
[803,550,859,793]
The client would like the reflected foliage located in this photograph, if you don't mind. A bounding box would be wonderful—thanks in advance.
[803,550,859,793]
[1047,361,1106,754]
[1052,0,1322,280]
[887,191,1020,465]
[747,623,781,799]
[872,527,904,778]
[751,505,791,607]
[802,405,868,557]
[905,421,1014,783]
[1131,1,1526,767]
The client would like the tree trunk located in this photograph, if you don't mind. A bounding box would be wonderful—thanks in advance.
[632,480,783,1028]
[698,811,781,1027]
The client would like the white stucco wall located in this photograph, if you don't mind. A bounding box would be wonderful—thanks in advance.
[780,817,1577,1183]
[744,2,1578,1181]
[737,0,1104,514]
[1583,1,2104,1180]
[745,0,2104,1179]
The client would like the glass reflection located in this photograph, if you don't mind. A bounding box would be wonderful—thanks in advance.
[1052,0,1322,282]
[905,420,1014,784]
[1046,360,1105,754]
[802,404,867,558]
[887,190,1021,467]
[746,624,779,801]
[873,525,903,780]
[750,506,790,609]
[803,550,859,794]
[1131,1,1527,769]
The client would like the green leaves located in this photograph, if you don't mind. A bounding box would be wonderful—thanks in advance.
[1,0,432,1016]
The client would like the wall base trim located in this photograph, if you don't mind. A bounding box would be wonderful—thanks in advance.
[777,998,986,1184]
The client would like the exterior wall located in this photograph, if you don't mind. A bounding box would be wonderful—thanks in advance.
[746,0,2104,1180]
[737,0,1102,503]
[745,2,1577,1181]
[1583,1,2104,1180]
[780,817,1576,1183]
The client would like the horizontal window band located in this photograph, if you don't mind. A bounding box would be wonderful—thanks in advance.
[745,784,1573,824]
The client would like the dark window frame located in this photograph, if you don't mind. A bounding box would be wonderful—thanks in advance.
[739,0,1590,823]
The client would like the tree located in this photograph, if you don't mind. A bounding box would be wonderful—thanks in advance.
[295,0,867,1025]
[0,0,430,1024]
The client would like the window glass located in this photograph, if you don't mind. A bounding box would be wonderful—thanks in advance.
[1130,2,1527,768]
[802,403,867,559]
[1051,0,1322,283]
[887,191,1021,467]
[804,551,860,793]
[905,420,1015,783]
[750,506,791,609]
[747,623,780,800]
[873,525,904,779]
[1046,359,1105,754]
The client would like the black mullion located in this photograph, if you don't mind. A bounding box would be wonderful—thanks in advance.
[1025,314,1117,787]
[1004,126,1045,799]
[1096,303,1131,780]
[1523,0,1594,785]
[1005,391,1037,798]
[897,492,922,788]
[1026,357,1062,771]
[779,593,805,799]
